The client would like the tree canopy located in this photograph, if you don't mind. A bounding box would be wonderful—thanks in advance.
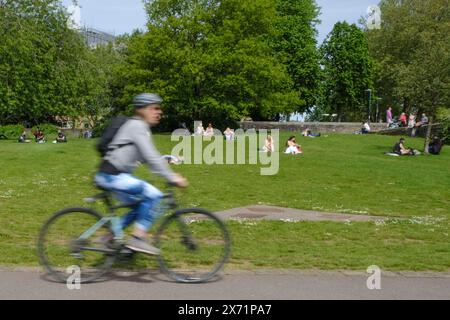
[113,0,320,129]
[365,0,450,117]
[319,22,374,122]
[0,0,121,126]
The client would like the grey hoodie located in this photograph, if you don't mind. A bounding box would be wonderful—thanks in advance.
[104,117,177,182]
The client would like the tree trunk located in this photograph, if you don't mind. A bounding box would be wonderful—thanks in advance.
[424,116,433,155]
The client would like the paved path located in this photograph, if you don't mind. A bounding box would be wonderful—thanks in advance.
[215,205,390,222]
[1,268,449,300]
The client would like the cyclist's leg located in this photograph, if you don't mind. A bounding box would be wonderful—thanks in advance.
[94,173,163,231]
[113,191,139,229]
[132,181,163,233]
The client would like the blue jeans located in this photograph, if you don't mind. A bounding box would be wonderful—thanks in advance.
[94,173,163,232]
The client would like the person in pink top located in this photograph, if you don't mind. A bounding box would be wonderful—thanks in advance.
[386,107,393,127]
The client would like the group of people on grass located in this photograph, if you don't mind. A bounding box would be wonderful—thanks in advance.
[261,131,320,155]
[195,122,236,141]
[261,128,321,155]
[18,128,67,144]
[391,136,443,156]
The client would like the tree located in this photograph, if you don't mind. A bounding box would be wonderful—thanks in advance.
[76,43,125,129]
[0,0,90,124]
[320,22,375,122]
[273,0,321,112]
[114,0,301,129]
[0,0,121,126]
[365,0,450,152]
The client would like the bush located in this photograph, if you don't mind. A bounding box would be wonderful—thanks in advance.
[31,124,59,137]
[0,125,24,140]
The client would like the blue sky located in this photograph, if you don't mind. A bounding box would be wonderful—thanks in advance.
[62,0,377,43]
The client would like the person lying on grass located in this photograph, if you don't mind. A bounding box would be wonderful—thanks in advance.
[302,128,321,138]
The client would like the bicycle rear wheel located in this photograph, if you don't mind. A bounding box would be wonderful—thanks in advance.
[37,208,117,284]
[155,208,231,283]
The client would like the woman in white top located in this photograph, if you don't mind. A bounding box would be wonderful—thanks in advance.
[285,136,302,154]
[408,113,416,128]
[204,123,214,136]
[262,135,275,152]
[196,124,205,136]
[223,127,235,141]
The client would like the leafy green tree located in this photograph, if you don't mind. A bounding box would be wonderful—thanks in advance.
[273,0,321,112]
[0,0,89,124]
[365,0,450,152]
[320,22,375,122]
[115,0,301,129]
[75,43,125,129]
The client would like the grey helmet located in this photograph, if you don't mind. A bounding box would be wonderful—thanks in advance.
[132,93,163,109]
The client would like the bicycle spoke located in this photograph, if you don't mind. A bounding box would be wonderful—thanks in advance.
[38,208,117,283]
[156,209,231,283]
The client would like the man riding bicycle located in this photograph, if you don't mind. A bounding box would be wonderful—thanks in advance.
[94,93,188,255]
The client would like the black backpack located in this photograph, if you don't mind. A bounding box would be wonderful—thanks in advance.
[96,115,131,157]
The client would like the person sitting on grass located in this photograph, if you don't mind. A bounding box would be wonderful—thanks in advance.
[261,135,275,153]
[195,123,205,136]
[428,136,443,155]
[393,138,414,156]
[204,123,214,137]
[53,130,67,144]
[285,136,302,155]
[33,128,46,143]
[18,131,31,143]
[223,127,235,141]
[361,121,371,134]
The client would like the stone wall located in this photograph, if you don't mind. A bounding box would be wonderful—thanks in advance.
[238,121,388,134]
[377,124,442,138]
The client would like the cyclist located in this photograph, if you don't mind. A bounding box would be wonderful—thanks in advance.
[94,93,188,255]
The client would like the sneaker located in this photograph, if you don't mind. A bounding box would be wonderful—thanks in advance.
[126,236,161,255]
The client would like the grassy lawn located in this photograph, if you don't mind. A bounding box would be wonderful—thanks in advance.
[0,133,449,271]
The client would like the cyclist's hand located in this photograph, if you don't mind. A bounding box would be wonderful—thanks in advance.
[171,174,189,188]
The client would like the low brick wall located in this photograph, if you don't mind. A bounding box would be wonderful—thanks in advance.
[238,121,388,134]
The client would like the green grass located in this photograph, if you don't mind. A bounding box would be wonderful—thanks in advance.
[0,133,449,271]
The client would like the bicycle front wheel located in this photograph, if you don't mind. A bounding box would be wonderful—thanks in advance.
[37,208,117,284]
[155,208,231,283]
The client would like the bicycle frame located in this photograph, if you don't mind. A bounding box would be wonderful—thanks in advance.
[78,191,175,243]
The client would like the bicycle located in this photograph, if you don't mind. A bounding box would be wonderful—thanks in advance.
[37,184,231,284]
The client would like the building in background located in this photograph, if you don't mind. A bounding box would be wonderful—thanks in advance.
[67,4,115,47]
[81,27,116,47]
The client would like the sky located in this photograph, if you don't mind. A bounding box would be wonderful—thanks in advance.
[62,0,378,43]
